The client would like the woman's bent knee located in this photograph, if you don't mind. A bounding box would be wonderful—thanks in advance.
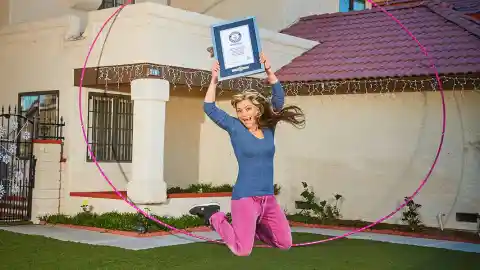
[234,250,252,257]
[277,234,293,250]
[232,246,253,256]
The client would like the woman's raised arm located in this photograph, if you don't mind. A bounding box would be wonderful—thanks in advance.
[261,52,284,112]
[204,61,236,133]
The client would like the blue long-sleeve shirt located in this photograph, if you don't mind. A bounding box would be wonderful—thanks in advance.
[204,81,285,200]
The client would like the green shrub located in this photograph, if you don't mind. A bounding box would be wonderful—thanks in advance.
[39,210,233,233]
[166,183,233,194]
[39,212,205,233]
[167,183,281,195]
[400,196,424,231]
[294,182,343,222]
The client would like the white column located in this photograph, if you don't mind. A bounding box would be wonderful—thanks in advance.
[127,79,169,204]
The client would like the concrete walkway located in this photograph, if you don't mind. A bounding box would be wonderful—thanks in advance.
[1,225,479,253]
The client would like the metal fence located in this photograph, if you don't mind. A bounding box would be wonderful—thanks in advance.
[0,105,64,223]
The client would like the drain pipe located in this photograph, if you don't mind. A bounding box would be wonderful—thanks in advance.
[57,142,65,214]
[477,216,480,237]
[437,212,446,231]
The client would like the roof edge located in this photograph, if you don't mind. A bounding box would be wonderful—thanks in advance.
[427,0,480,38]
[281,0,480,34]
[278,72,480,84]
[287,1,425,25]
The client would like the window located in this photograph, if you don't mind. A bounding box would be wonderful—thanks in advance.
[99,0,135,10]
[16,91,60,158]
[86,92,133,162]
[339,0,366,12]
[18,91,60,139]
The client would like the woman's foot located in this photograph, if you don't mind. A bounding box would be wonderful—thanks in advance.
[189,202,220,226]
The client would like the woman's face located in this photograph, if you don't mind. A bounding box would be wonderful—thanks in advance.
[235,99,260,129]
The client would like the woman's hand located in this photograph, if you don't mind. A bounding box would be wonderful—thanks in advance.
[211,60,220,85]
[205,60,220,103]
[260,52,278,84]
[260,52,271,71]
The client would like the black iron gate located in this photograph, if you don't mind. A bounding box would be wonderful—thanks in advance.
[0,106,37,223]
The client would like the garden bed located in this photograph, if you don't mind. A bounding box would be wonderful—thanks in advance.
[38,212,480,243]
[167,183,281,195]
[288,214,480,244]
[70,183,281,200]
[38,212,208,235]
[61,182,480,243]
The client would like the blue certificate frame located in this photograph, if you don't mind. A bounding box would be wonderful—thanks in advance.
[211,16,264,81]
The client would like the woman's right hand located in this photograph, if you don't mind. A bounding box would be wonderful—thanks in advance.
[205,61,220,102]
[211,61,220,84]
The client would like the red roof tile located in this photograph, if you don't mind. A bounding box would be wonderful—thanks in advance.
[380,0,480,14]
[276,1,480,82]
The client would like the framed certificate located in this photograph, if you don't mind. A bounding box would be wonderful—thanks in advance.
[211,16,264,81]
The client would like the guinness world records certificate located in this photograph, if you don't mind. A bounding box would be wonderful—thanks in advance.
[211,17,264,81]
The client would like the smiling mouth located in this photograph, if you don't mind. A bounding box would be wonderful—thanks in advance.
[241,116,253,123]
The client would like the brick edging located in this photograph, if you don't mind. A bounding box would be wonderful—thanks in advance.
[39,221,480,243]
[289,222,480,244]
[39,222,212,238]
[32,139,62,144]
[168,192,232,198]
[69,191,233,200]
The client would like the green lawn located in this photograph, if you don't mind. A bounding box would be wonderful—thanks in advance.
[0,230,478,270]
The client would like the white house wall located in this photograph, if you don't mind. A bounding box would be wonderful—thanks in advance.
[66,2,315,194]
[0,0,341,31]
[8,0,73,25]
[199,91,480,231]
[0,2,316,216]
[78,3,317,71]
[170,0,339,31]
[2,1,477,232]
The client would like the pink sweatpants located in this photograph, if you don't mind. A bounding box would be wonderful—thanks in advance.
[209,195,292,256]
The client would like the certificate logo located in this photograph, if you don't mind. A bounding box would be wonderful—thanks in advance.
[228,31,242,43]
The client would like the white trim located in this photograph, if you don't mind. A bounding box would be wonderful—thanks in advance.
[88,2,319,50]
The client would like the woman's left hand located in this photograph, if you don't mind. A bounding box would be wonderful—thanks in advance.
[260,52,272,73]
[260,52,278,84]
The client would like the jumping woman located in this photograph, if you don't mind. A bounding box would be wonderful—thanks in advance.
[189,52,305,256]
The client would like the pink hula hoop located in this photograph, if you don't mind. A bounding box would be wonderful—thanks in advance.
[77,0,446,248]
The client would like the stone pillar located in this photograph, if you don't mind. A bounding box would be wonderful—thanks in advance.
[30,143,64,224]
[127,79,169,204]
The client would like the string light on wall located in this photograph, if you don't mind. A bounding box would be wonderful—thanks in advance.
[89,63,480,97]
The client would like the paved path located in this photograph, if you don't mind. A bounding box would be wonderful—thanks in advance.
[1,225,220,250]
[1,225,479,253]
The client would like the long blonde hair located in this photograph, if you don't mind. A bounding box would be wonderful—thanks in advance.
[231,90,305,129]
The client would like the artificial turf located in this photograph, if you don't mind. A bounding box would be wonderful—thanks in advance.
[0,230,478,270]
